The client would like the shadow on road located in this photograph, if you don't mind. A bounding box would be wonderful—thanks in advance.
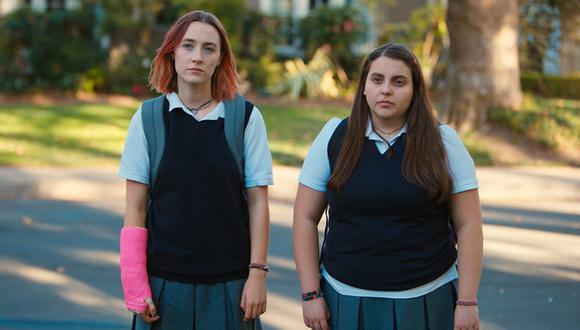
[0,198,579,329]
[483,204,580,236]
[0,199,129,329]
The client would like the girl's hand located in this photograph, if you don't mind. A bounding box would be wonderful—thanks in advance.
[454,305,479,330]
[240,269,267,321]
[138,298,160,323]
[303,298,330,330]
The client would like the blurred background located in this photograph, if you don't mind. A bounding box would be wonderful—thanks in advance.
[0,1,578,329]
[0,0,578,167]
[0,0,580,165]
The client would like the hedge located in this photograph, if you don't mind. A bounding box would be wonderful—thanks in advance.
[521,72,580,99]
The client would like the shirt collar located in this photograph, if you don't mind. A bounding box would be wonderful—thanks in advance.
[365,117,407,142]
[166,92,223,120]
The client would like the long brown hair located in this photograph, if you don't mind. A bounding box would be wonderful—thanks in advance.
[327,43,452,203]
[148,10,239,101]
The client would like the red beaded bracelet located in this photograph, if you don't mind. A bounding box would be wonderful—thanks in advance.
[456,300,478,306]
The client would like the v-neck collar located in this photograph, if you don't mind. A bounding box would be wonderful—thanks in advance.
[166,92,223,121]
[365,117,407,154]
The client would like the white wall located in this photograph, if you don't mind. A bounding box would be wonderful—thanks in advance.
[30,0,46,11]
[0,0,78,14]
[294,0,309,18]
[0,0,19,16]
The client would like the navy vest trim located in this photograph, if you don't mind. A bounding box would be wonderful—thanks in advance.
[323,118,456,291]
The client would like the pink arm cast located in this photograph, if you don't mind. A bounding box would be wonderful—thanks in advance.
[120,226,152,313]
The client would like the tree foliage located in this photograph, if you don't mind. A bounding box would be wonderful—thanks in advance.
[298,5,367,79]
[0,8,106,92]
[519,0,560,72]
[378,2,447,87]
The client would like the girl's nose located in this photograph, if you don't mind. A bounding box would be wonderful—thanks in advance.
[191,48,202,62]
[381,83,392,95]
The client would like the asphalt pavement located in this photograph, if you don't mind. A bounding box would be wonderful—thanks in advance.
[0,165,578,329]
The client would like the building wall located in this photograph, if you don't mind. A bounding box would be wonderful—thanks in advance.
[0,0,78,15]
[0,0,19,15]
[378,0,428,23]
[254,0,352,18]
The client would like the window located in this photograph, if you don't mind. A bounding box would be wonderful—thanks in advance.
[310,0,329,10]
[47,0,66,10]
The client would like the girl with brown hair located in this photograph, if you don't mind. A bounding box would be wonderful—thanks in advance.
[293,43,483,330]
[118,10,272,329]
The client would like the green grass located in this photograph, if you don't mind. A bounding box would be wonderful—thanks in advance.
[1,94,576,167]
[489,94,580,151]
[260,103,349,166]
[461,132,494,166]
[0,103,136,167]
[0,101,349,167]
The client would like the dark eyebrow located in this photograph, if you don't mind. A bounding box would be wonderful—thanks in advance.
[369,73,384,78]
[181,38,218,47]
[391,75,408,81]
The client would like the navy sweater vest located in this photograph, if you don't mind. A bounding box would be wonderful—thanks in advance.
[147,102,253,284]
[324,119,456,291]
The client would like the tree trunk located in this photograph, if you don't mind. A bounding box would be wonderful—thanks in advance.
[443,0,522,132]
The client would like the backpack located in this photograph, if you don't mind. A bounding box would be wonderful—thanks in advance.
[141,94,248,192]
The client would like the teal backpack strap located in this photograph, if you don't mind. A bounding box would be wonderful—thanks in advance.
[223,94,246,180]
[141,95,166,191]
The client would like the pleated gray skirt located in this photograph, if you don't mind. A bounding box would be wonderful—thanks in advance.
[322,278,457,330]
[134,276,261,330]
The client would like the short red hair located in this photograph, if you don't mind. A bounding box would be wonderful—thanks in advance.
[148,11,239,101]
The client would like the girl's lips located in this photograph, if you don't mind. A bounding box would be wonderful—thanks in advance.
[378,100,394,106]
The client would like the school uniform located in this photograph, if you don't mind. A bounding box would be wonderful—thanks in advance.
[300,117,479,329]
[119,92,273,329]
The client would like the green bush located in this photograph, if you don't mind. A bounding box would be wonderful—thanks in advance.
[521,72,580,99]
[298,5,367,80]
[378,3,447,87]
[237,11,283,91]
[166,0,246,52]
[104,48,151,95]
[489,94,580,150]
[0,8,106,92]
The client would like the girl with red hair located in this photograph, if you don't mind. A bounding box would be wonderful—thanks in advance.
[118,10,272,329]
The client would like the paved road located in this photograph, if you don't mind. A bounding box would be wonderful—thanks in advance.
[0,166,578,329]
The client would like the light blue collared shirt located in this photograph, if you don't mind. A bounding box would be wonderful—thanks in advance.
[119,92,273,188]
[300,117,478,298]
[300,117,479,193]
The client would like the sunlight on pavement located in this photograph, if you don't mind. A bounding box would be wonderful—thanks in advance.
[270,202,294,228]
[269,255,296,271]
[484,224,580,281]
[485,208,580,230]
[262,291,305,329]
[0,257,69,285]
[20,216,68,233]
[0,257,127,318]
[66,249,120,266]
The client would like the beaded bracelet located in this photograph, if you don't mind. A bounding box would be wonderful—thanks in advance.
[456,300,478,306]
[302,290,323,301]
[248,263,270,272]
